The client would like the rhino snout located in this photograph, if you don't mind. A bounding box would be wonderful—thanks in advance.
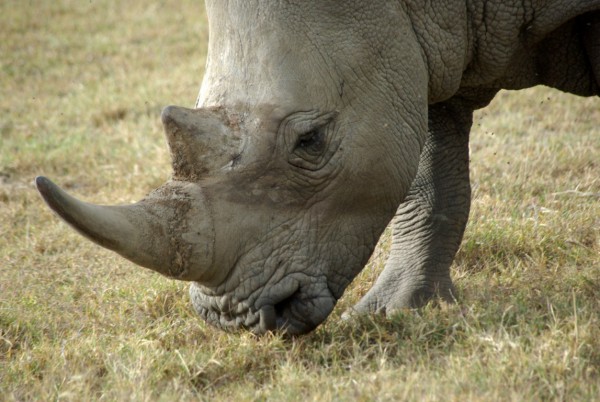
[190,279,337,335]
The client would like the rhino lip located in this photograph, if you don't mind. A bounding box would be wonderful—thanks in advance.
[257,284,337,336]
[191,279,336,335]
[258,286,303,334]
[258,305,277,332]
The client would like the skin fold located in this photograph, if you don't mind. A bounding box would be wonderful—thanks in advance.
[37,0,600,335]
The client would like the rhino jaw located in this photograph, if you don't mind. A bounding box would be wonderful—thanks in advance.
[35,176,218,283]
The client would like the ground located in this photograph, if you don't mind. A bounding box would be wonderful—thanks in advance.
[1,0,599,400]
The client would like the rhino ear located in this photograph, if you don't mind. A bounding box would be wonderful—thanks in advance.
[161,106,242,180]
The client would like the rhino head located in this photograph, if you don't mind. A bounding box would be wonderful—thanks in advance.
[37,1,428,334]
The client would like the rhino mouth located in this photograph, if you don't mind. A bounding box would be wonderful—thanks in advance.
[190,278,337,335]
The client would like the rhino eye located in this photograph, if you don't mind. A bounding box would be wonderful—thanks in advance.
[280,110,338,171]
[296,128,324,153]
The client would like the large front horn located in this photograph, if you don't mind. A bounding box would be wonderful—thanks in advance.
[35,176,217,283]
[161,105,242,180]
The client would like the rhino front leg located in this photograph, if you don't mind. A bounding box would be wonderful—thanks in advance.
[352,100,474,314]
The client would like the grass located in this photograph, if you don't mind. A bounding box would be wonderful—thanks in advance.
[1,0,598,400]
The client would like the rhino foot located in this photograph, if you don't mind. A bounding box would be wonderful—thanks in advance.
[345,275,457,318]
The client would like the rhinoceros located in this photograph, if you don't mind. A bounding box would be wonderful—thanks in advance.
[36,1,599,335]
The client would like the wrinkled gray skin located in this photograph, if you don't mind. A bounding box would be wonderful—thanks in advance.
[37,1,600,335]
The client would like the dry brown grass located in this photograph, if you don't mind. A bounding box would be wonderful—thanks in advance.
[1,1,598,400]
